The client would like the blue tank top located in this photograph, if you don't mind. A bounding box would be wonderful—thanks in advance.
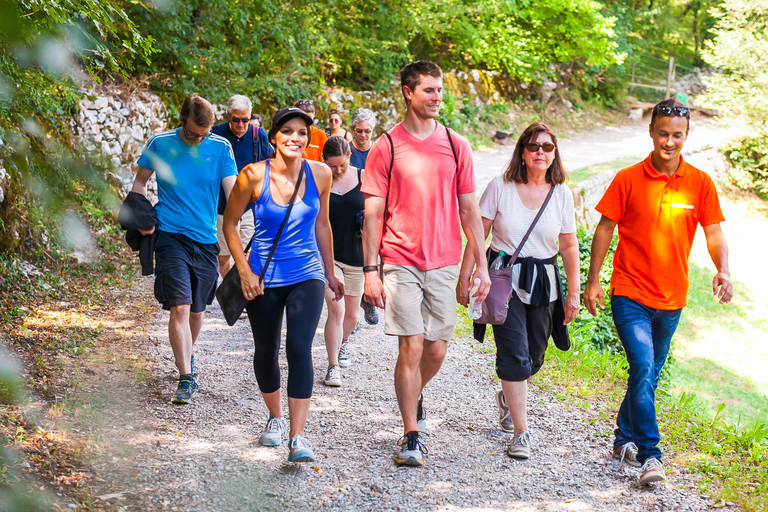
[249,160,325,287]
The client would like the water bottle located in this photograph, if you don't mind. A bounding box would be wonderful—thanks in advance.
[468,278,483,320]
[491,250,506,271]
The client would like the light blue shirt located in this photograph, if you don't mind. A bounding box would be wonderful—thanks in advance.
[137,128,237,244]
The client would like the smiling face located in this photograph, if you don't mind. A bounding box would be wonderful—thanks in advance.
[352,121,373,148]
[271,117,309,158]
[324,154,351,180]
[228,107,251,138]
[649,115,688,165]
[329,113,342,128]
[522,131,556,175]
[404,74,442,120]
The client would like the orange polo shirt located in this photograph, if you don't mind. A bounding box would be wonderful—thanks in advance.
[596,153,724,310]
[303,126,327,162]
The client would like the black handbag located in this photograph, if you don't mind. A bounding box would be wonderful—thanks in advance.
[216,164,305,326]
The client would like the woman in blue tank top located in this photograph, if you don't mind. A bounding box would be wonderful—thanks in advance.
[223,107,344,463]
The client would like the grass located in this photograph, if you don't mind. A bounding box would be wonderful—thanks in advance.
[568,156,640,184]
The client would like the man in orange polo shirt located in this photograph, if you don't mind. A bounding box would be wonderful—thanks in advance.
[294,99,327,161]
[583,98,733,485]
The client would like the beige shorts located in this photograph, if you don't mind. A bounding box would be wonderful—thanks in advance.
[216,211,255,257]
[326,261,364,297]
[382,264,459,341]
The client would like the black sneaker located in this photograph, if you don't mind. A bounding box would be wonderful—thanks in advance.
[396,431,428,467]
[416,394,426,433]
[361,298,379,325]
[171,377,198,404]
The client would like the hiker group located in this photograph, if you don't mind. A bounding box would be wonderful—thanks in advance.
[119,60,733,485]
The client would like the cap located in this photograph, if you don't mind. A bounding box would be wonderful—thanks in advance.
[268,107,314,143]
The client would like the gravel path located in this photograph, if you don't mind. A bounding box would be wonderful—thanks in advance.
[88,287,728,512]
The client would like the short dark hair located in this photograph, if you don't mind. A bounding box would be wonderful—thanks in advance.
[180,95,214,128]
[650,98,690,130]
[322,136,351,160]
[399,60,442,101]
[503,123,567,185]
[293,99,315,114]
[250,113,263,123]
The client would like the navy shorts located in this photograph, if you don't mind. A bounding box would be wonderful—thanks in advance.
[154,231,219,313]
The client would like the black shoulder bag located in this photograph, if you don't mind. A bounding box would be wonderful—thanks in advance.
[216,163,305,326]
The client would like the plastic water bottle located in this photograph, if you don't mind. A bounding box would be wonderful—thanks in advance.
[468,278,483,320]
[491,250,506,271]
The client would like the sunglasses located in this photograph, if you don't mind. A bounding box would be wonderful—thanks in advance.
[296,100,314,107]
[182,124,210,141]
[354,128,372,135]
[524,142,556,153]
[230,116,250,124]
[654,105,690,118]
[329,118,340,123]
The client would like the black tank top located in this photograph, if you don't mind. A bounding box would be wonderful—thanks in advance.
[328,168,365,266]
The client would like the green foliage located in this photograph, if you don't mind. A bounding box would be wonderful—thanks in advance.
[720,135,768,198]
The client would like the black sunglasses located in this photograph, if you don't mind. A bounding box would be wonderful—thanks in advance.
[654,105,690,118]
[296,100,314,107]
[230,116,250,124]
[524,142,556,153]
[182,124,210,141]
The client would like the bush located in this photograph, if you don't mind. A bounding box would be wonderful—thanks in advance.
[722,135,768,198]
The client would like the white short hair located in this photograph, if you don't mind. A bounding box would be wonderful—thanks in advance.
[226,95,252,115]
[351,108,377,129]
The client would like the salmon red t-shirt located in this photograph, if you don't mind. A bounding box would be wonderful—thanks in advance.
[596,153,725,310]
[360,122,476,271]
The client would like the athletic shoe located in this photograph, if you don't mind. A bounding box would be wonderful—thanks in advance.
[396,431,428,467]
[416,394,427,433]
[638,457,665,485]
[495,390,514,433]
[288,435,316,462]
[507,431,532,459]
[171,377,198,404]
[324,365,342,387]
[361,299,378,325]
[338,341,351,368]
[612,442,641,467]
[190,355,197,379]
[259,415,287,447]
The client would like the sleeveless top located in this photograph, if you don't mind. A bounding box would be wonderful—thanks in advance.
[248,159,325,287]
[350,145,370,169]
[329,168,365,267]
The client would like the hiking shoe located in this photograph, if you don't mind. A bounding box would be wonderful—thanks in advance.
[361,299,378,325]
[324,365,342,387]
[638,457,665,485]
[495,390,514,433]
[190,355,197,379]
[338,341,351,368]
[507,431,532,459]
[288,435,316,462]
[171,377,198,404]
[259,415,287,447]
[396,431,428,467]
[613,442,641,467]
[416,394,426,433]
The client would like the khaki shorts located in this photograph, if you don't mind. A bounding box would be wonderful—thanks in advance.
[382,264,459,341]
[217,211,255,257]
[326,261,364,297]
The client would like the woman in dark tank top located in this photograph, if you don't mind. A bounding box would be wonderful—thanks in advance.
[321,136,366,388]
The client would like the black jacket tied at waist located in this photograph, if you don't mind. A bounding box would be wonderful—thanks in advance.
[118,192,157,276]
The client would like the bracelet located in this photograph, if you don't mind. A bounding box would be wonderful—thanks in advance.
[363,265,379,273]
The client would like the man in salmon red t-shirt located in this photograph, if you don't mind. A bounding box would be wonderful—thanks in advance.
[583,98,733,486]
[361,61,491,467]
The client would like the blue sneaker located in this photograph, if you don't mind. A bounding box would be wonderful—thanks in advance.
[171,377,198,404]
[190,355,197,379]
[288,435,316,462]
[259,415,287,447]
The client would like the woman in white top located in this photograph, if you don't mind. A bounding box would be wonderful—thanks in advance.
[458,122,580,459]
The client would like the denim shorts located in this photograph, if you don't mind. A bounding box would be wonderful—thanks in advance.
[154,231,219,313]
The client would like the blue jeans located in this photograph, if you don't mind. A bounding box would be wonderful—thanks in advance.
[611,296,682,463]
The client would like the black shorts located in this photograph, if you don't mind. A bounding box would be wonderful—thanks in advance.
[154,231,219,313]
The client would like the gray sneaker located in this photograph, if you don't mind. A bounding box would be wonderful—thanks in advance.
[396,431,427,467]
[495,390,514,433]
[259,415,287,447]
[507,430,532,459]
[638,457,665,485]
[416,394,426,433]
[288,435,316,462]
[324,364,342,387]
[338,340,351,368]
[613,442,641,467]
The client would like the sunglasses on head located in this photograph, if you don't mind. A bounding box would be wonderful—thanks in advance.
[654,105,690,118]
[524,142,556,153]
[230,116,250,124]
[296,100,313,107]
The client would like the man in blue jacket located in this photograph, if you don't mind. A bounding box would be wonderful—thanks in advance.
[211,94,273,278]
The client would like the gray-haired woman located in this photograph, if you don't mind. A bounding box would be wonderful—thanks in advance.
[349,108,376,169]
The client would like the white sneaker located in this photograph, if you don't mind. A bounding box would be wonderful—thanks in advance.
[324,365,342,387]
[259,415,287,447]
[288,435,316,462]
[338,340,351,368]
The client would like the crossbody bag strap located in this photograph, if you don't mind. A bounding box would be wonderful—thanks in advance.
[258,161,305,281]
[445,125,459,170]
[507,185,556,264]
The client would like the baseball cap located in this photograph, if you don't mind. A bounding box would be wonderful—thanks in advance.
[268,107,314,142]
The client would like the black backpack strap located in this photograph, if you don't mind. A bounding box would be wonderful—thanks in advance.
[445,125,458,171]
[383,132,395,182]
[252,124,258,163]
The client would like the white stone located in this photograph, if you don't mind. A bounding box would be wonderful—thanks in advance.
[120,107,129,116]
[470,70,480,81]
[100,140,112,156]
[97,112,106,123]
[111,141,121,155]
[94,97,109,109]
[629,108,644,121]
[110,156,122,168]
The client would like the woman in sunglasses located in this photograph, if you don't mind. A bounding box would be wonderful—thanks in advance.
[325,109,353,142]
[320,136,366,387]
[457,122,581,459]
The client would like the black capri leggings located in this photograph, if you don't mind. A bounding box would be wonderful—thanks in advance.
[245,279,325,399]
